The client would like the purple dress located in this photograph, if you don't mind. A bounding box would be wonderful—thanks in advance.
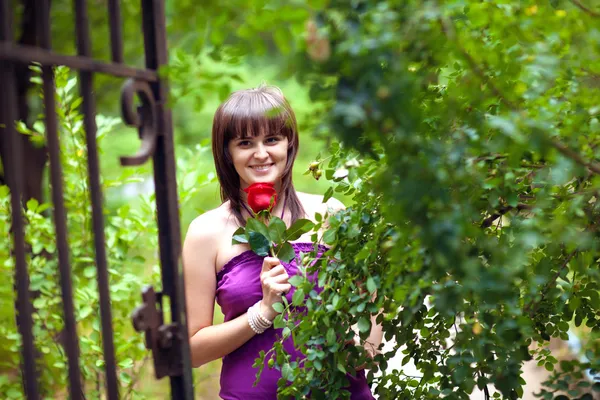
[215,242,375,400]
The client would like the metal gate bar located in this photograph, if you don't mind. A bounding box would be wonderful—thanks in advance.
[0,43,158,80]
[73,0,120,396]
[108,0,123,63]
[35,0,84,397]
[139,0,194,396]
[0,1,40,398]
[1,0,195,398]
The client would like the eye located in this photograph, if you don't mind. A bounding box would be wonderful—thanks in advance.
[238,140,252,147]
[265,136,281,144]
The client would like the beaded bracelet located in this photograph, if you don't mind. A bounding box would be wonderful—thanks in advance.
[253,302,273,330]
[256,301,273,326]
[247,301,273,334]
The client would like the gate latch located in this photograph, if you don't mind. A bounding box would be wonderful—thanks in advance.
[131,286,183,378]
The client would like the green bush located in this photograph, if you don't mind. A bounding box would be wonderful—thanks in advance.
[265,1,600,399]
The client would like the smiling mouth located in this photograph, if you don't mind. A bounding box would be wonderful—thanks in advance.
[250,164,274,171]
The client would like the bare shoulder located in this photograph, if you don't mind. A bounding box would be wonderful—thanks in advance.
[183,202,233,264]
[185,203,230,241]
[297,191,345,221]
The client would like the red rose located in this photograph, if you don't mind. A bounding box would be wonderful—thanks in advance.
[243,183,278,214]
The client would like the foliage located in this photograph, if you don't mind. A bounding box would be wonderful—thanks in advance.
[0,67,214,398]
[261,1,600,399]
[233,213,315,263]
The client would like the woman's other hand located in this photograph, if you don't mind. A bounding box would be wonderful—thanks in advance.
[259,257,290,321]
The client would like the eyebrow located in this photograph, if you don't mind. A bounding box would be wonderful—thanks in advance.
[233,132,280,141]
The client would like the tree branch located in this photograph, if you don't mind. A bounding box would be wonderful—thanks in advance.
[551,139,600,175]
[441,15,600,177]
[570,0,600,17]
[481,203,532,228]
[523,250,578,316]
[438,16,518,110]
[478,371,490,400]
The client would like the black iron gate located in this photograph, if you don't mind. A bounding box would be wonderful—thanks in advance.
[0,0,194,398]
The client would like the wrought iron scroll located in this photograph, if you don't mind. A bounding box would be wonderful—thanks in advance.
[120,78,158,166]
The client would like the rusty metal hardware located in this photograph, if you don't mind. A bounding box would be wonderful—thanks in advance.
[119,78,158,166]
[131,286,184,379]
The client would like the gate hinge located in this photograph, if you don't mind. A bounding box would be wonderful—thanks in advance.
[131,286,184,379]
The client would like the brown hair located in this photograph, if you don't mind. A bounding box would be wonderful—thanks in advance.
[211,84,305,226]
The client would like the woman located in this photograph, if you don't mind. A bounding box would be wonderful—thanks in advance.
[183,85,381,399]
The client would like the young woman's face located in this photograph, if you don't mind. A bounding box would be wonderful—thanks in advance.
[227,133,289,190]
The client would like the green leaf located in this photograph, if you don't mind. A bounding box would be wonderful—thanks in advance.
[277,242,295,263]
[268,217,287,245]
[337,360,347,373]
[357,317,371,333]
[232,227,248,244]
[323,187,334,203]
[246,218,271,241]
[282,363,293,381]
[273,314,285,329]
[272,302,284,313]
[292,288,305,306]
[120,372,132,385]
[366,276,376,294]
[326,327,336,345]
[288,275,303,287]
[118,358,134,369]
[322,229,337,245]
[26,198,39,211]
[248,231,271,257]
[285,219,315,241]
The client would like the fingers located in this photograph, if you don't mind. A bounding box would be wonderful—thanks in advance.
[261,257,280,272]
[269,274,289,285]
[264,265,286,278]
[262,276,291,294]
[272,283,291,295]
[260,264,288,285]
[260,257,291,301]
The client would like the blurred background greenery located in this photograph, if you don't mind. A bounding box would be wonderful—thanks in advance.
[3,0,599,398]
[103,60,335,399]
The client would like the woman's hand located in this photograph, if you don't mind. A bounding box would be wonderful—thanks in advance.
[259,257,291,321]
[345,331,381,371]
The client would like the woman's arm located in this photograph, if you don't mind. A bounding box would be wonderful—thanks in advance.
[365,310,383,359]
[183,217,258,367]
[184,215,291,367]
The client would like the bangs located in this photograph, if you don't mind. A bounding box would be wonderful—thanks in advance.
[219,88,296,144]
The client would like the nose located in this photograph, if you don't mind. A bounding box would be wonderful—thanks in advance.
[253,143,268,159]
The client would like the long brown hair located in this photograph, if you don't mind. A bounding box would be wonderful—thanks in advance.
[211,84,305,226]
